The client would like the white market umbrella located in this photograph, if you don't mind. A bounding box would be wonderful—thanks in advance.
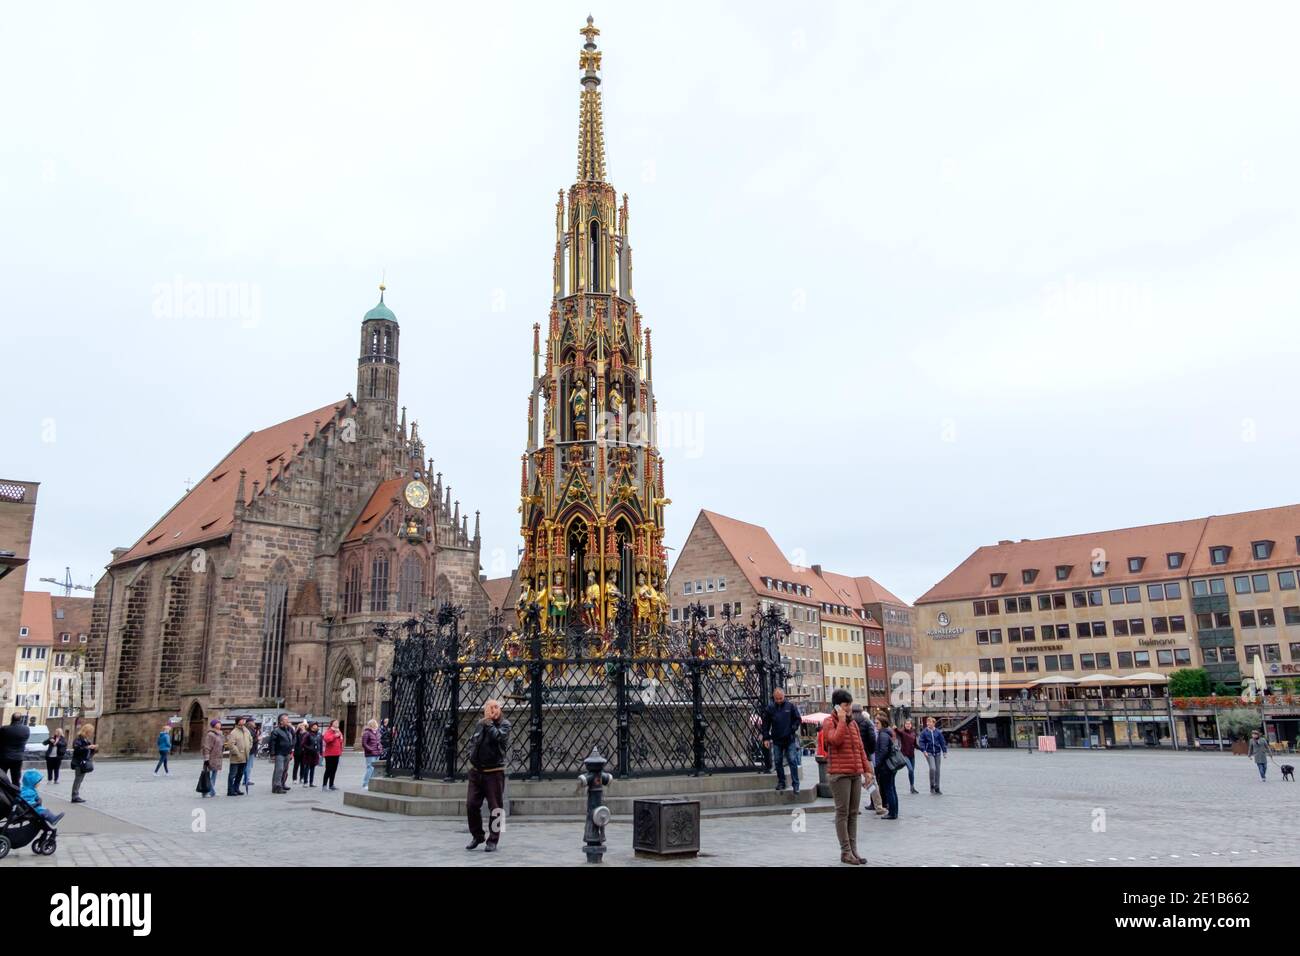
[1076,674,1120,683]
[1125,672,1168,682]
[1253,655,1267,695]
[1032,675,1078,684]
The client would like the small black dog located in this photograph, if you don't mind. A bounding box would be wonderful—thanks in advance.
[1281,764,1295,782]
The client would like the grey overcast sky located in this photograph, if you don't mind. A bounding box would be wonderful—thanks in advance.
[3,1,1298,604]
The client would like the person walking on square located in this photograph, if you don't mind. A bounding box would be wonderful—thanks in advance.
[321,719,344,791]
[226,716,252,796]
[361,719,383,788]
[1249,730,1270,781]
[897,718,919,794]
[200,719,224,798]
[153,723,172,775]
[822,690,872,865]
[761,687,803,794]
[291,722,308,784]
[270,714,296,794]
[465,700,511,853]
[851,704,888,817]
[244,719,259,789]
[918,716,948,794]
[0,714,30,786]
[379,718,393,761]
[873,714,900,820]
[300,722,322,787]
[45,728,67,783]
[69,723,97,803]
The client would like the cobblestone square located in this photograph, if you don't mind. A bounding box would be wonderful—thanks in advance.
[6,748,1293,867]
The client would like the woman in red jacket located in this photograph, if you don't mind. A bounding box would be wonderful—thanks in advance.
[321,719,345,791]
[821,689,873,865]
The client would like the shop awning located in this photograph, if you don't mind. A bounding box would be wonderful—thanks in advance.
[1076,673,1121,683]
[1032,675,1079,685]
[802,712,831,725]
[1124,672,1168,682]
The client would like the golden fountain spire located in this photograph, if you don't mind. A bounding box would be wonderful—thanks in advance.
[576,15,607,183]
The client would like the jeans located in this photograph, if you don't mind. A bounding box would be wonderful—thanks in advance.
[829,773,863,854]
[904,755,915,789]
[1256,760,1268,780]
[227,762,246,794]
[877,767,899,818]
[362,755,378,788]
[303,762,316,785]
[205,767,218,796]
[925,751,943,791]
[273,754,290,790]
[154,750,169,773]
[466,768,506,846]
[244,753,253,787]
[770,739,801,791]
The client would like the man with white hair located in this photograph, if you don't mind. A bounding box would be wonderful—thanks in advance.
[465,700,511,853]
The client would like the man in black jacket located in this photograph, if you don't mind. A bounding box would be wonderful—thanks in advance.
[465,700,510,852]
[761,688,803,794]
[0,714,30,785]
[851,704,887,817]
[269,714,297,794]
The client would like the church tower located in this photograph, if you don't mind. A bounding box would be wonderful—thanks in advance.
[519,17,669,634]
[355,283,401,462]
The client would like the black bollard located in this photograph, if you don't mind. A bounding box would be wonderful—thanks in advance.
[578,746,612,863]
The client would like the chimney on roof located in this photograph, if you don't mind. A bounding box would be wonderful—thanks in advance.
[997,539,1013,545]
[812,564,824,576]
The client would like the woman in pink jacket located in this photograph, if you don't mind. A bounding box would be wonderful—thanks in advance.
[321,719,344,791]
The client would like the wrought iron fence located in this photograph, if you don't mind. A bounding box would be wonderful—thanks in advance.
[382,600,791,780]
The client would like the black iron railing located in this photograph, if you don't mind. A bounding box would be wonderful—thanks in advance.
[382,601,791,780]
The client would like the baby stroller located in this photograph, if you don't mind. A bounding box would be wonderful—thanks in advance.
[0,774,58,858]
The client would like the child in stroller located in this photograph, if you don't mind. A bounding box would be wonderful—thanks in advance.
[0,771,60,858]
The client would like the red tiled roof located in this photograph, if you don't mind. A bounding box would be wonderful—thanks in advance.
[113,400,348,567]
[851,575,908,608]
[344,478,406,544]
[481,574,514,612]
[916,503,1300,604]
[699,510,820,605]
[19,591,54,645]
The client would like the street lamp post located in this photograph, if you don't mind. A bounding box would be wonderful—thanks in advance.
[1018,689,1035,754]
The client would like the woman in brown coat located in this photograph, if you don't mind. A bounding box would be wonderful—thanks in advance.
[821,689,873,865]
[200,719,224,798]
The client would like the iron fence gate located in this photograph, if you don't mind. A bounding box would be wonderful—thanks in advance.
[384,601,791,780]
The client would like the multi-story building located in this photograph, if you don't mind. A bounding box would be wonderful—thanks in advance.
[913,503,1300,748]
[47,595,92,729]
[14,591,53,725]
[810,566,896,711]
[0,479,38,724]
[856,577,915,683]
[669,511,824,708]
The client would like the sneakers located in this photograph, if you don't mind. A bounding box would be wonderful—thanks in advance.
[48,812,65,825]
[71,796,86,804]
[466,838,485,851]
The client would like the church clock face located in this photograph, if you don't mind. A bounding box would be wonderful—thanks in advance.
[404,480,430,509]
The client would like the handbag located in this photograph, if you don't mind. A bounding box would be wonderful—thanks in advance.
[195,765,211,794]
[884,733,907,772]
[81,754,95,774]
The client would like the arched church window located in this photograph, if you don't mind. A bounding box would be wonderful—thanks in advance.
[397,554,424,613]
[370,552,390,612]
[588,219,601,292]
[382,328,391,356]
[259,566,290,699]
[371,328,380,354]
[343,561,363,615]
